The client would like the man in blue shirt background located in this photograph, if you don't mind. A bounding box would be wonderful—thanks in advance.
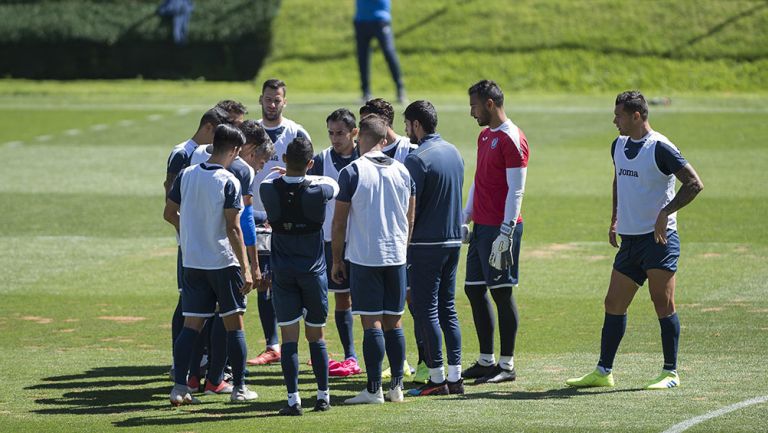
[354,0,406,103]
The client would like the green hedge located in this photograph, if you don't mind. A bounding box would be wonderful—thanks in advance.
[0,0,281,79]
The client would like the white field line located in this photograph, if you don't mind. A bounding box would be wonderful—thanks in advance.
[3,140,24,148]
[660,395,768,433]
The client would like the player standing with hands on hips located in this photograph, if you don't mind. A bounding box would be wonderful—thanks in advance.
[566,90,703,390]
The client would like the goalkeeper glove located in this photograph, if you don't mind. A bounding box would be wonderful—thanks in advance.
[489,222,515,270]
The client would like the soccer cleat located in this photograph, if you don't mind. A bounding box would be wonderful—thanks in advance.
[447,378,465,395]
[278,403,303,416]
[645,370,680,390]
[462,361,495,379]
[313,399,331,412]
[407,380,449,397]
[330,358,362,377]
[345,388,384,405]
[170,384,199,406]
[230,385,258,402]
[386,386,404,403]
[566,369,615,388]
[412,361,429,384]
[327,359,341,369]
[476,366,516,384]
[246,348,281,366]
[204,380,234,395]
[382,360,412,379]
[187,375,201,393]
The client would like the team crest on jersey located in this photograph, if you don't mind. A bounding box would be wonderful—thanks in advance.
[491,138,499,149]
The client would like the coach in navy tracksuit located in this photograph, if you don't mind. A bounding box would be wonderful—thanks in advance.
[260,136,339,416]
[402,101,465,396]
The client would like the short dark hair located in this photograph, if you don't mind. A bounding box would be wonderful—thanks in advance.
[403,100,438,134]
[199,107,230,128]
[359,98,394,126]
[239,119,269,147]
[216,99,248,116]
[262,78,287,96]
[284,136,314,171]
[326,108,357,131]
[615,90,649,120]
[468,79,504,107]
[212,124,245,154]
[358,114,388,143]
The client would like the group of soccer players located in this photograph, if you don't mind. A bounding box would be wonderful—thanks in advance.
[163,78,703,415]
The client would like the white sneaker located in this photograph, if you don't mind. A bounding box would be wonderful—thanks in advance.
[344,388,384,405]
[230,385,258,402]
[170,384,199,406]
[385,387,404,403]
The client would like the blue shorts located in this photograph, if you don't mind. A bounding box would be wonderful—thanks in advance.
[465,222,523,289]
[181,266,247,318]
[176,246,183,292]
[614,229,680,286]
[324,242,350,293]
[271,271,328,327]
[350,263,407,316]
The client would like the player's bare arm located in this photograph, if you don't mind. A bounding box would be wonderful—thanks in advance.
[163,199,180,234]
[331,201,351,284]
[655,163,704,244]
[610,172,619,248]
[225,207,254,295]
[164,173,177,197]
[406,196,415,245]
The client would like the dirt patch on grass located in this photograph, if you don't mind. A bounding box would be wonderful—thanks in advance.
[527,243,580,259]
[63,318,80,323]
[150,247,177,257]
[701,307,724,313]
[700,253,721,258]
[21,316,53,324]
[98,316,146,323]
[56,329,76,333]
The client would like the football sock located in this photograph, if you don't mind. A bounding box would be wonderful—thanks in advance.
[363,328,385,393]
[287,392,300,407]
[479,353,496,366]
[257,291,279,347]
[465,285,495,354]
[173,327,199,385]
[499,355,514,371]
[171,296,184,351]
[659,312,680,371]
[335,310,356,360]
[491,286,518,357]
[281,342,299,394]
[309,340,329,392]
[447,365,462,382]
[384,328,406,389]
[429,366,446,384]
[317,389,330,403]
[206,316,228,385]
[227,330,248,387]
[598,313,627,371]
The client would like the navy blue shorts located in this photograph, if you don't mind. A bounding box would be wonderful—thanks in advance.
[465,222,523,289]
[181,266,247,318]
[324,242,350,293]
[350,263,407,316]
[271,271,329,327]
[614,229,680,286]
[176,246,183,293]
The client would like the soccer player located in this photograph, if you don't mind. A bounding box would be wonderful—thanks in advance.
[566,91,703,390]
[332,114,415,405]
[247,79,313,367]
[306,109,362,377]
[353,0,406,103]
[260,136,339,416]
[462,80,528,384]
[216,99,248,126]
[164,106,230,379]
[401,101,465,396]
[164,124,257,405]
[359,97,423,382]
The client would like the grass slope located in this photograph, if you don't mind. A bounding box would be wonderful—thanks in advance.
[258,0,768,93]
[0,83,767,432]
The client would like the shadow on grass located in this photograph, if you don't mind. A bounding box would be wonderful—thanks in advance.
[443,385,646,401]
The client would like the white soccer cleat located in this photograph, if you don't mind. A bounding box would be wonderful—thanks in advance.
[169,384,199,406]
[385,386,404,403]
[344,388,384,405]
[230,385,258,402]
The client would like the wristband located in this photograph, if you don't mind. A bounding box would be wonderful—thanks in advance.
[500,222,514,237]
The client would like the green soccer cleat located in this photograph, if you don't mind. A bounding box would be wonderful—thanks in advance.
[565,369,615,388]
[382,360,413,379]
[412,361,429,384]
[645,370,680,390]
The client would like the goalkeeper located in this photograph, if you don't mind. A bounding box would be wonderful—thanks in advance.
[461,80,529,385]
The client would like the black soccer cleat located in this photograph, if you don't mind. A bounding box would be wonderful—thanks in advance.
[447,378,465,395]
[462,361,496,379]
[313,399,331,412]
[475,365,516,384]
[278,403,303,416]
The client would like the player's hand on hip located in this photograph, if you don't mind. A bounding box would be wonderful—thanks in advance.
[608,223,619,248]
[331,261,347,285]
[489,223,514,271]
[654,210,669,245]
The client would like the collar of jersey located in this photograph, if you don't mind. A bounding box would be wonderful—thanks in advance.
[282,175,305,183]
[200,162,223,170]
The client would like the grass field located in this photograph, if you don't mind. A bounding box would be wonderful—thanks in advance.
[0,81,767,433]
